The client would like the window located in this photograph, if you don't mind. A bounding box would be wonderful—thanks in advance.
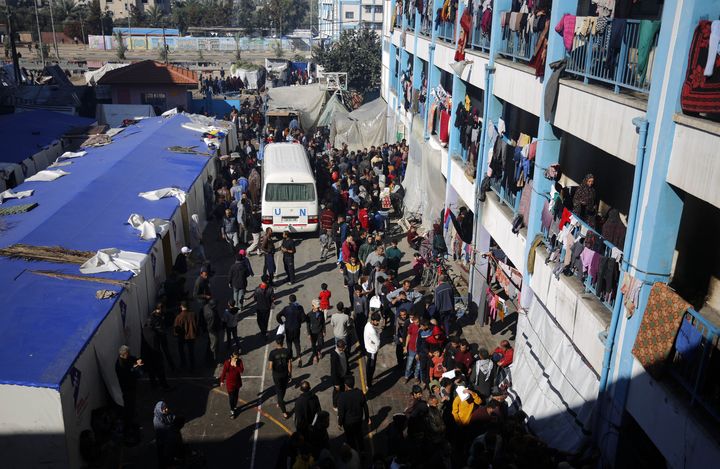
[345,11,354,19]
[265,183,316,202]
[364,6,372,13]
[375,6,383,13]
[141,92,166,108]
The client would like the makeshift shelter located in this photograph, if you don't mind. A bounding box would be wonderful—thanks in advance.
[266,83,327,131]
[0,110,95,192]
[331,98,388,151]
[0,114,231,468]
[316,93,349,128]
[96,103,156,128]
[84,63,129,86]
[230,64,267,90]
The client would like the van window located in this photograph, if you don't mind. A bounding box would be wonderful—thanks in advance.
[265,183,315,202]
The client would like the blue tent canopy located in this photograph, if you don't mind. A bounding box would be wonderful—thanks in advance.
[0,115,216,389]
[0,110,95,165]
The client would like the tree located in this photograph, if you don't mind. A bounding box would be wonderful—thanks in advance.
[86,0,112,35]
[54,0,78,23]
[63,20,83,41]
[144,5,165,27]
[313,28,381,94]
[236,0,256,33]
[129,5,145,26]
[263,0,309,36]
[114,31,127,60]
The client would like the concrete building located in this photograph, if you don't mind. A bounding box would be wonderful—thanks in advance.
[319,0,383,41]
[98,60,197,112]
[383,0,720,466]
[100,0,171,21]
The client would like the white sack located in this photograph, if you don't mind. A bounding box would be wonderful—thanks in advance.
[138,187,187,205]
[80,248,147,276]
[24,169,69,182]
[58,151,87,160]
[127,213,170,240]
[0,189,34,204]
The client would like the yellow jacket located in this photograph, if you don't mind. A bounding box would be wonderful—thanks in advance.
[452,389,482,426]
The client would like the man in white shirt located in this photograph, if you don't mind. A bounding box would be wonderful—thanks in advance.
[363,312,382,390]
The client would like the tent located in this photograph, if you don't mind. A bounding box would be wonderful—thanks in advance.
[331,98,387,151]
[316,92,349,127]
[0,110,95,191]
[266,83,327,131]
[0,114,230,467]
[230,64,267,90]
[96,104,156,128]
[84,63,129,86]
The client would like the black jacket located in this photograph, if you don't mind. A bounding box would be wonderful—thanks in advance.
[254,284,274,311]
[337,388,369,426]
[228,258,254,290]
[276,303,306,331]
[330,349,350,386]
[294,390,321,432]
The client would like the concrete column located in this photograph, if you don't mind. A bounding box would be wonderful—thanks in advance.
[424,44,438,140]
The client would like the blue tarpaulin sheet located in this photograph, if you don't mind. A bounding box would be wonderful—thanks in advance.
[0,110,95,165]
[0,114,214,389]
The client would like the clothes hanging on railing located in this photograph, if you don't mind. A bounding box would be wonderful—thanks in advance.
[636,20,661,85]
[529,14,550,77]
[592,0,615,18]
[704,20,720,77]
[555,14,577,52]
[620,272,642,318]
[682,20,720,115]
[605,19,627,73]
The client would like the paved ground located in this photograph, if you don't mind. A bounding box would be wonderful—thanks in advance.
[121,216,517,468]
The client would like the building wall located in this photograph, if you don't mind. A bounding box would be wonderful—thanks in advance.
[111,85,190,111]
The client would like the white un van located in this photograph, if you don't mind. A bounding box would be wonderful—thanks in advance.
[261,142,319,233]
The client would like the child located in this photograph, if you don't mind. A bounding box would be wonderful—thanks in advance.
[318,283,332,319]
[222,299,240,349]
[319,229,333,261]
[411,252,427,287]
[430,348,446,380]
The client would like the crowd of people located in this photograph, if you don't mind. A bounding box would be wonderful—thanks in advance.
[101,95,580,468]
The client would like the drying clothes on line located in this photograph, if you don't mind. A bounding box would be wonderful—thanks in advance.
[497,118,506,136]
[540,197,553,233]
[80,248,147,276]
[527,234,544,275]
[620,273,642,318]
[0,189,34,204]
[576,16,597,36]
[610,247,623,262]
[138,187,187,205]
[127,213,171,240]
[580,247,601,280]
[555,14,576,52]
[24,169,70,182]
[704,20,720,77]
[529,17,550,78]
[606,19,627,74]
[592,0,615,18]
[601,208,627,248]
[675,318,703,362]
[632,283,690,379]
[544,59,567,122]
[517,133,531,147]
[595,16,609,35]
[439,110,451,143]
[595,256,620,301]
[682,20,720,114]
[637,20,661,85]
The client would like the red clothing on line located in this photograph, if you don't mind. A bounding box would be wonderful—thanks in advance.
[439,110,450,143]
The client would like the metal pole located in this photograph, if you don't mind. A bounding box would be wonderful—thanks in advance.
[48,0,60,61]
[6,8,21,85]
[32,0,45,67]
[79,15,85,46]
[127,1,132,50]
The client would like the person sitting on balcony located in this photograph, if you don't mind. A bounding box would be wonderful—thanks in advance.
[572,174,598,226]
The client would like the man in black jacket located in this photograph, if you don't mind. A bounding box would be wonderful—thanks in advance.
[330,339,350,411]
[434,275,455,336]
[276,294,306,362]
[253,275,274,336]
[337,375,370,452]
[228,250,254,310]
[116,345,143,432]
[294,380,321,437]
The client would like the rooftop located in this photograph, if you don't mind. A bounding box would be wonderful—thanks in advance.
[98,60,198,87]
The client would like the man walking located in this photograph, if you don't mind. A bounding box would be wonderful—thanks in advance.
[268,337,292,419]
[294,380,321,437]
[363,312,382,390]
[276,294,306,363]
[116,345,144,433]
[221,208,240,251]
[337,375,370,452]
[203,299,221,364]
[228,250,254,310]
[193,268,212,312]
[352,286,368,356]
[253,275,275,337]
[306,299,326,365]
[331,302,351,346]
[174,302,198,371]
[280,231,296,284]
[434,275,455,336]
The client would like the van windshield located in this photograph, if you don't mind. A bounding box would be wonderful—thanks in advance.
[265,183,315,202]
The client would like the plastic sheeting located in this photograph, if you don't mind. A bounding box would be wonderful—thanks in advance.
[402,115,446,229]
[24,169,70,182]
[230,66,266,90]
[138,187,187,205]
[317,93,349,128]
[267,83,327,131]
[511,298,599,454]
[79,248,147,275]
[96,104,156,128]
[127,213,170,240]
[331,98,388,151]
[0,189,34,204]
[84,63,129,86]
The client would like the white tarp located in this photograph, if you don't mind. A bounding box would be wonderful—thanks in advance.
[58,151,87,160]
[96,104,156,128]
[317,93,349,128]
[79,248,147,276]
[138,187,187,205]
[402,115,446,229]
[127,213,170,240]
[24,169,70,182]
[267,83,326,131]
[511,298,599,454]
[230,65,266,90]
[331,98,388,151]
[84,63,129,86]
[0,189,34,204]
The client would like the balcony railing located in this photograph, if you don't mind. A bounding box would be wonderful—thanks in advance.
[499,16,538,62]
[470,23,491,52]
[565,19,659,94]
[437,21,455,43]
[668,308,720,425]
[490,178,520,213]
[407,12,416,32]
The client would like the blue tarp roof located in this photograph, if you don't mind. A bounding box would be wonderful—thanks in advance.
[113,27,181,36]
[0,110,95,165]
[0,115,215,389]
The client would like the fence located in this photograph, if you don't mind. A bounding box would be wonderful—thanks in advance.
[498,19,538,62]
[437,21,455,43]
[668,308,720,425]
[88,35,309,53]
[470,23,491,52]
[490,178,520,212]
[565,19,659,94]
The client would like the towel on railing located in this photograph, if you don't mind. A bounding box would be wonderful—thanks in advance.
[637,20,661,85]
[555,13,576,52]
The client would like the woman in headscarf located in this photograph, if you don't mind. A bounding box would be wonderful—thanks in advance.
[572,174,598,224]
[153,401,184,468]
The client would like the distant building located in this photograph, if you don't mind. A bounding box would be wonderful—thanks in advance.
[100,0,171,21]
[319,0,383,41]
[98,60,197,112]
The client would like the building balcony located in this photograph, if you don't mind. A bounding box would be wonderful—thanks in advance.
[565,19,659,95]
[470,23,491,53]
[437,20,455,43]
[498,19,538,63]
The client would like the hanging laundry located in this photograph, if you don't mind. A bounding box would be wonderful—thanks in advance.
[605,19,627,73]
[682,20,720,114]
[620,273,642,318]
[632,283,690,379]
[592,0,615,18]
[704,20,720,76]
[555,14,576,52]
[674,319,703,363]
[637,20,661,85]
